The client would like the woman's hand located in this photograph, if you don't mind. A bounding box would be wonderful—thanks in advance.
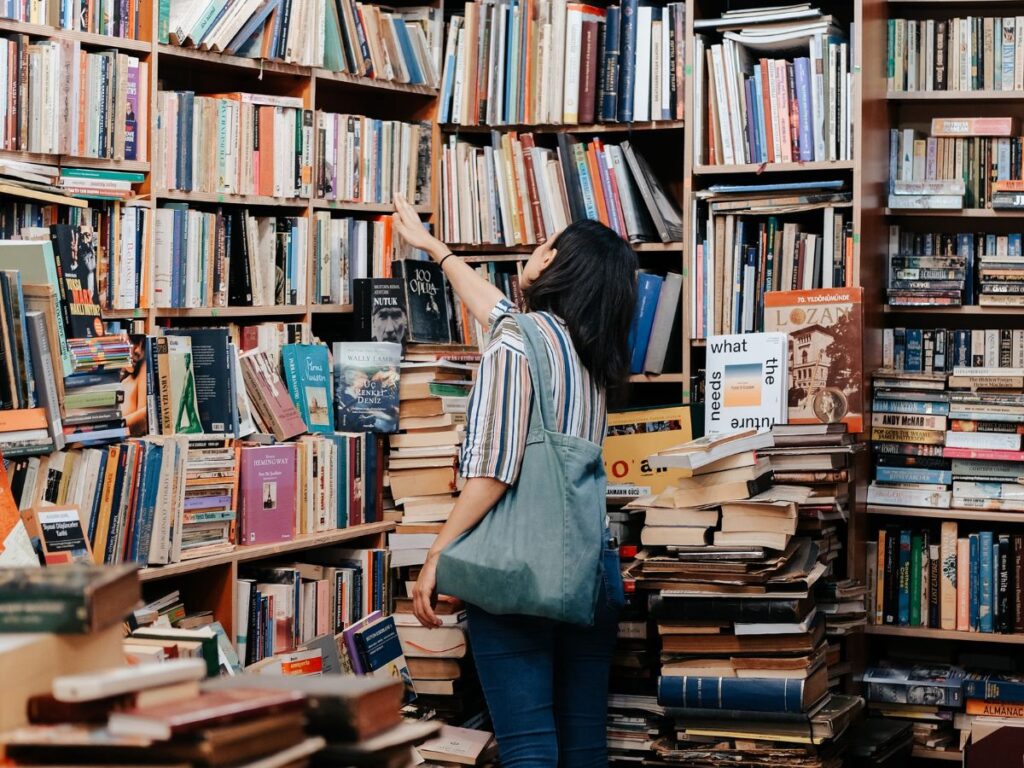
[392,194,448,261]
[412,551,442,628]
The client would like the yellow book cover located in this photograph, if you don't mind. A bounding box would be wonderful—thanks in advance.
[603,406,693,498]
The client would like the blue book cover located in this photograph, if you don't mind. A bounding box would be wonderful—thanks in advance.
[952,330,970,367]
[282,344,335,434]
[226,0,278,54]
[897,529,911,625]
[628,273,664,374]
[875,467,953,485]
[753,74,768,164]
[331,434,349,529]
[600,6,621,120]
[658,673,814,713]
[905,329,923,372]
[1011,233,1023,256]
[617,0,639,122]
[893,328,905,369]
[351,614,415,702]
[979,531,994,633]
[970,533,980,631]
[392,19,424,85]
[963,672,1024,702]
[793,58,814,162]
[133,443,164,565]
[743,79,758,164]
[872,399,949,416]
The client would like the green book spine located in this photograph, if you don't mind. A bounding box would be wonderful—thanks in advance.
[158,0,170,43]
[0,592,89,632]
[910,533,923,627]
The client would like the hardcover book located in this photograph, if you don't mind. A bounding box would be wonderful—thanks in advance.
[238,445,298,545]
[705,333,788,435]
[164,329,232,434]
[393,261,452,344]
[350,614,415,703]
[764,287,864,433]
[354,278,408,343]
[282,344,334,434]
[333,342,402,433]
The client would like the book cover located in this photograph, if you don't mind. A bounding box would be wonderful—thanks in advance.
[21,506,92,565]
[166,336,203,435]
[239,445,297,545]
[393,261,451,345]
[627,273,663,374]
[48,225,103,339]
[282,344,334,434]
[704,333,788,435]
[351,614,415,703]
[354,278,408,343]
[764,287,864,433]
[333,342,401,433]
[164,329,232,434]
[239,350,308,442]
[603,406,694,497]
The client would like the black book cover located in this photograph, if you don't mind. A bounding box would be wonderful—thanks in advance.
[555,133,588,223]
[393,261,451,344]
[649,595,813,623]
[48,224,102,339]
[354,278,408,343]
[163,328,233,434]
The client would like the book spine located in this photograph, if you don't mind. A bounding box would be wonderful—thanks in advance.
[657,674,806,713]
[910,532,922,626]
[957,537,970,631]
[928,543,941,629]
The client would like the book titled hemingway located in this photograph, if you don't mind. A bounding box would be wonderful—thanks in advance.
[238,444,297,545]
[333,342,401,433]
[764,287,864,434]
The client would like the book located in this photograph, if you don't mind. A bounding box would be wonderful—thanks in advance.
[705,332,788,434]
[354,279,408,344]
[238,445,297,545]
[52,659,206,702]
[348,614,415,703]
[282,344,335,434]
[657,665,828,713]
[239,349,307,441]
[0,564,139,633]
[764,287,864,433]
[333,342,402,433]
[393,260,452,344]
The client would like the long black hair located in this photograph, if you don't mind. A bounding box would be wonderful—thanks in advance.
[522,220,638,389]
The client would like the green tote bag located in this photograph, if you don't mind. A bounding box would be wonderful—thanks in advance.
[436,313,605,626]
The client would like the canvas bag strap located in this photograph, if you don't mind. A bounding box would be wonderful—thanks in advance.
[515,313,557,433]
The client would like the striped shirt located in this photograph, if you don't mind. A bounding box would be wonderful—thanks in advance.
[460,298,607,485]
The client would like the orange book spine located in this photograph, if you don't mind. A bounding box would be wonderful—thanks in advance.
[259,106,274,197]
[965,700,1024,718]
[759,59,775,164]
[0,408,48,432]
[845,228,854,288]
[585,141,609,226]
[956,537,970,631]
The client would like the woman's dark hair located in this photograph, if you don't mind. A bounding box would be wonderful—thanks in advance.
[522,220,638,389]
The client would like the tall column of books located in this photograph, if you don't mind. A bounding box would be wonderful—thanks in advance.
[862,4,1024,762]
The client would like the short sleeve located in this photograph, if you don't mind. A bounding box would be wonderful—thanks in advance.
[459,319,532,486]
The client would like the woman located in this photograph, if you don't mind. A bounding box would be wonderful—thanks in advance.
[392,194,638,767]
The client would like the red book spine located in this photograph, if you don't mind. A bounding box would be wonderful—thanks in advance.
[578,20,600,125]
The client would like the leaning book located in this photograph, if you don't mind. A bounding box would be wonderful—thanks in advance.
[704,333,788,435]
[333,343,402,433]
[764,287,864,434]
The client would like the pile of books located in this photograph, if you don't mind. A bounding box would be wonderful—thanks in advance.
[888,16,1024,94]
[694,6,851,166]
[439,1,686,126]
[607,694,667,764]
[691,183,854,337]
[439,133,682,246]
[869,521,1022,634]
[124,589,236,671]
[313,114,431,205]
[1,38,148,160]
[154,208,308,309]
[886,248,968,309]
[887,118,1022,211]
[977,252,1024,307]
[392,596,484,726]
[156,91,312,199]
[864,663,965,754]
[628,430,863,762]
[415,725,497,767]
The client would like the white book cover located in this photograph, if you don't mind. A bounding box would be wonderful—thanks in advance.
[705,333,789,435]
[633,6,652,122]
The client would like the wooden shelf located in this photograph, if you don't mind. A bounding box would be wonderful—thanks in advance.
[885,207,1024,217]
[155,306,308,319]
[156,190,308,206]
[449,241,683,255]
[694,160,855,175]
[911,747,963,762]
[439,120,685,134]
[157,45,310,76]
[0,18,152,52]
[311,199,431,214]
[310,304,353,314]
[868,625,1024,645]
[884,304,1024,315]
[139,522,394,581]
[0,149,150,173]
[629,373,686,384]
[314,69,438,96]
[889,90,1024,101]
[866,504,1024,523]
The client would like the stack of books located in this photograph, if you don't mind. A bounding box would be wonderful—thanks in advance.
[439,1,687,126]
[887,118,1022,210]
[314,114,431,206]
[392,597,481,726]
[883,326,1024,372]
[631,431,863,761]
[886,248,968,309]
[439,133,682,246]
[694,6,851,166]
[864,663,965,754]
[887,16,1024,94]
[692,183,854,337]
[0,566,140,731]
[156,91,311,199]
[154,208,308,309]
[181,438,239,559]
[869,520,1022,634]
[124,589,237,671]
[415,725,497,767]
[607,694,667,765]
[313,216,386,307]
[0,39,148,160]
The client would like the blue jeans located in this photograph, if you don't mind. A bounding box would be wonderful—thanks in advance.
[466,546,625,767]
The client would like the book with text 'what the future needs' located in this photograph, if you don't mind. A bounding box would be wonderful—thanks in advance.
[705,333,788,435]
